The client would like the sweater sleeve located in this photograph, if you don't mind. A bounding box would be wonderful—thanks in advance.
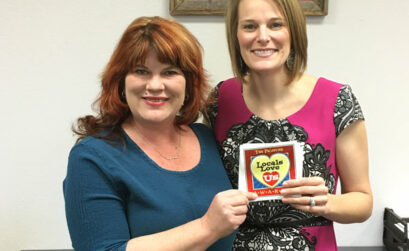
[63,143,129,251]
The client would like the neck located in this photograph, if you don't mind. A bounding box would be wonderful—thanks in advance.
[123,117,183,161]
[245,69,296,104]
[125,117,181,144]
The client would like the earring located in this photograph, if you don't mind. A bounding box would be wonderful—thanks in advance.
[286,49,295,70]
[176,95,188,117]
[239,56,245,73]
[120,90,127,104]
[176,103,184,116]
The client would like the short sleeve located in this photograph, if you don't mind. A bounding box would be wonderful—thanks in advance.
[203,82,223,129]
[63,144,129,251]
[334,85,365,136]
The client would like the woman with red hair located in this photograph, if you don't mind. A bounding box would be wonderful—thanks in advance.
[63,16,256,251]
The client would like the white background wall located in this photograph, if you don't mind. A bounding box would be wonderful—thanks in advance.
[1,0,408,250]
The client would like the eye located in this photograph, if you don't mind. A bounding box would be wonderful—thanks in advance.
[163,67,183,77]
[269,21,284,29]
[163,70,178,76]
[242,23,257,31]
[134,68,149,75]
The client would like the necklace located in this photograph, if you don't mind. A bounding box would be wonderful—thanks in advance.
[138,129,181,161]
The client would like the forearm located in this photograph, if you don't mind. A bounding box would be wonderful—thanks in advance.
[327,120,372,223]
[126,190,256,251]
[323,192,373,223]
[126,218,218,251]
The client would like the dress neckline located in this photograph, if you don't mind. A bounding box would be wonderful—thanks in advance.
[121,123,204,175]
[240,77,323,122]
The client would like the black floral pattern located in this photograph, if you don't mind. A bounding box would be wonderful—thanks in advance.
[303,144,336,193]
[235,226,317,251]
[203,81,222,128]
[334,85,364,136]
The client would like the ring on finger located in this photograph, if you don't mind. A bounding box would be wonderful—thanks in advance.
[310,196,316,207]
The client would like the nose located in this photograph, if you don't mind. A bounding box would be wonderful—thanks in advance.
[146,75,165,92]
[257,26,270,44]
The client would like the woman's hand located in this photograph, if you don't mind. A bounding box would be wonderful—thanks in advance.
[280,177,329,216]
[200,190,257,239]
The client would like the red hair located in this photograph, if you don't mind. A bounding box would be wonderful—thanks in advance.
[73,16,209,143]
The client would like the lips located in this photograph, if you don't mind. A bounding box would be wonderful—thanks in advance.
[143,96,168,106]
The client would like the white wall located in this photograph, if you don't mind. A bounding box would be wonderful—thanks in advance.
[1,0,408,250]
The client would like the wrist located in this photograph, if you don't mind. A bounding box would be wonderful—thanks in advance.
[197,217,219,246]
[319,193,334,219]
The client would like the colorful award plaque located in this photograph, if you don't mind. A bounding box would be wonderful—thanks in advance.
[239,141,304,201]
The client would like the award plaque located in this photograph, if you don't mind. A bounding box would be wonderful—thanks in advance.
[239,141,304,201]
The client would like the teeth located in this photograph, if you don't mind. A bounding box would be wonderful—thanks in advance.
[253,50,274,55]
[146,98,165,102]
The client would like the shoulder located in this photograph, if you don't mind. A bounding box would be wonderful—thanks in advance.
[314,77,361,102]
[66,135,130,187]
[69,136,122,162]
[71,135,105,151]
[314,77,360,100]
[190,123,213,137]
[218,77,241,91]
[305,76,348,105]
[211,77,241,94]
[66,137,110,183]
[316,77,344,93]
[70,136,99,154]
[190,123,218,145]
[204,78,239,127]
[68,138,101,167]
[216,77,245,105]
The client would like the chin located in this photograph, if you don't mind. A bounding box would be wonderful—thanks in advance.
[147,117,173,124]
[251,60,287,71]
[250,66,280,73]
[135,113,174,125]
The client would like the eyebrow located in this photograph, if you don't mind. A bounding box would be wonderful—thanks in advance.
[134,64,179,70]
[163,65,179,70]
[239,17,284,22]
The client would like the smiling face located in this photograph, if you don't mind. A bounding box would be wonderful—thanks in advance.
[124,50,186,126]
[237,0,291,74]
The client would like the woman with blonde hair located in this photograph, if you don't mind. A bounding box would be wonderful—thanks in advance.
[205,0,373,250]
